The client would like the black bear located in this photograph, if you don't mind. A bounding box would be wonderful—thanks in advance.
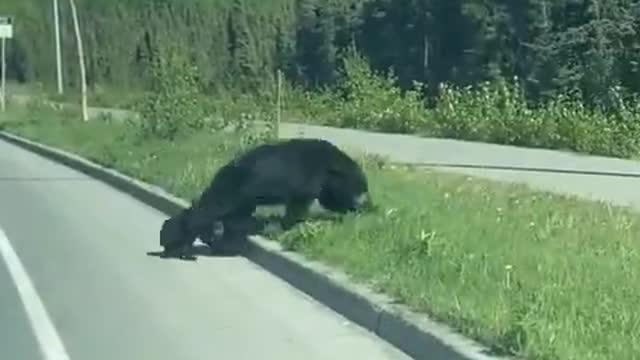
[159,138,374,259]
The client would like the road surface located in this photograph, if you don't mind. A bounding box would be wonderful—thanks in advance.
[0,139,412,360]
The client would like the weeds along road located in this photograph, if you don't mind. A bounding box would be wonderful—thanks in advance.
[0,139,412,360]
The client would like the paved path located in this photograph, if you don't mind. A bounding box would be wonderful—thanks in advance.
[0,139,411,360]
[280,123,640,210]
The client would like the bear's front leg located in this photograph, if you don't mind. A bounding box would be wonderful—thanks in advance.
[282,197,314,230]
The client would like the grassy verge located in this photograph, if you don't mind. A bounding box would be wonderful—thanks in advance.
[2,104,639,360]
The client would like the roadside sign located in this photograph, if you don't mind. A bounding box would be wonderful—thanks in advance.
[0,16,11,111]
[0,16,13,38]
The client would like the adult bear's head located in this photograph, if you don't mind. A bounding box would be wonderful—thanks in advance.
[322,152,375,214]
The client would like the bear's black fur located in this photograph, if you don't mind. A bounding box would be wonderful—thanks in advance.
[159,138,373,259]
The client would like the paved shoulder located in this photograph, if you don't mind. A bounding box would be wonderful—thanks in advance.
[0,139,411,360]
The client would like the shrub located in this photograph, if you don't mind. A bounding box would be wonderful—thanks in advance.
[432,78,640,157]
[433,78,533,144]
[329,47,430,134]
[131,45,208,140]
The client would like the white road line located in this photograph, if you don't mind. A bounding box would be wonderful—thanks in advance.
[0,227,70,360]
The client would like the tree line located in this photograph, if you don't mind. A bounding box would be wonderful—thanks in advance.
[1,0,640,108]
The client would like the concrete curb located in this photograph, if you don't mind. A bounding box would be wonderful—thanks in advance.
[0,130,513,360]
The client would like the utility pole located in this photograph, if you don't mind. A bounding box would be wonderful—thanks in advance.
[1,36,6,111]
[68,0,88,121]
[53,0,63,94]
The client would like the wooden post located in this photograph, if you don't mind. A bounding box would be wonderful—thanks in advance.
[1,37,5,111]
[276,69,282,138]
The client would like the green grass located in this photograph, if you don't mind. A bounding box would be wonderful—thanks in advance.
[2,106,640,360]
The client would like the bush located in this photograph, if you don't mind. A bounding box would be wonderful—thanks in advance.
[431,79,640,157]
[325,47,431,134]
[433,78,533,144]
[127,44,280,148]
[131,45,209,140]
[278,51,640,159]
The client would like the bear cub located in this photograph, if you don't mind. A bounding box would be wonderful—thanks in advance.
[159,138,374,259]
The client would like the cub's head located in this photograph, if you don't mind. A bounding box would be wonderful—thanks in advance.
[159,209,196,251]
[160,215,185,250]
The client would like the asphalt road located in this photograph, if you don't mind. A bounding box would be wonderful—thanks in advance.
[0,139,412,360]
